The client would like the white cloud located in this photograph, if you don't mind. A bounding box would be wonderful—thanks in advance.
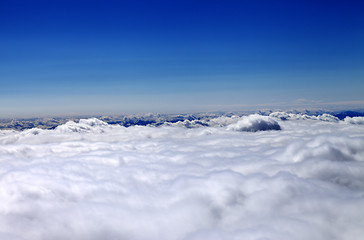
[226,114,281,132]
[344,116,364,125]
[269,112,340,122]
[0,114,364,239]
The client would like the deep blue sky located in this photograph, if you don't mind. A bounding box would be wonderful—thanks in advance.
[1,0,364,117]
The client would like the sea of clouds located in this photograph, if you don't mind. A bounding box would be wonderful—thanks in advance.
[0,113,364,240]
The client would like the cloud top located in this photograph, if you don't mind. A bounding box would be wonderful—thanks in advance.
[0,113,364,240]
[226,114,281,132]
[344,116,364,125]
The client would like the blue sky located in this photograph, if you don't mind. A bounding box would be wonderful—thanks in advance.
[1,0,364,117]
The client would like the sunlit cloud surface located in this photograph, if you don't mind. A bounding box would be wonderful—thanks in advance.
[1,114,364,240]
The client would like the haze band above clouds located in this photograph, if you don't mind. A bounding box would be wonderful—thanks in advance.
[0,113,364,240]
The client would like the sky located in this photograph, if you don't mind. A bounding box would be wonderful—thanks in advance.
[1,0,364,117]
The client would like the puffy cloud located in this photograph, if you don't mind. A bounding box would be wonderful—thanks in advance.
[226,114,281,132]
[55,118,111,133]
[0,114,364,240]
[163,115,281,132]
[269,112,339,122]
[344,116,364,125]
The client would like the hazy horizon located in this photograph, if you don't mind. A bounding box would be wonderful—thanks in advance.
[1,99,364,119]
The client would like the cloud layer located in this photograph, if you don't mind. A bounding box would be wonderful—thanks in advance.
[0,114,364,240]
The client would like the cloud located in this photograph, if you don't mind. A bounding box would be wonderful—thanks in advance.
[0,114,364,239]
[226,114,281,132]
[269,112,340,122]
[344,116,364,125]
[55,118,111,133]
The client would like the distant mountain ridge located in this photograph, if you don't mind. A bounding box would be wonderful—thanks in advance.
[1,109,364,131]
